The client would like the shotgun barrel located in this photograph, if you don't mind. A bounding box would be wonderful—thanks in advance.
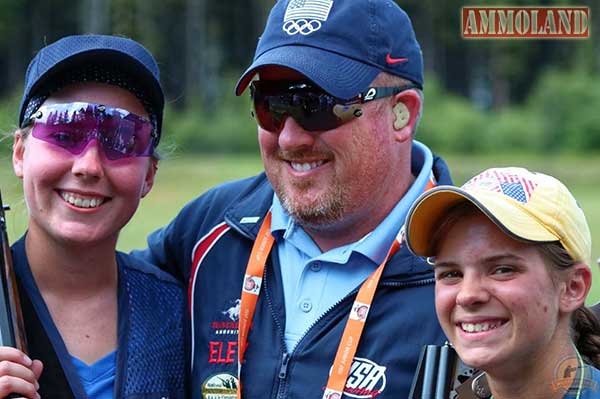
[0,190,27,352]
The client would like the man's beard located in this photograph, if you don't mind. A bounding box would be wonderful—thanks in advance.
[275,178,346,230]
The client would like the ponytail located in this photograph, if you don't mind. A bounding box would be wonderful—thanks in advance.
[572,306,600,368]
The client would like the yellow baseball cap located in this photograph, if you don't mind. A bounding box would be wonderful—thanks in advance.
[405,167,592,266]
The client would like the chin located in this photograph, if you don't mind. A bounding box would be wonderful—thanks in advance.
[455,347,504,372]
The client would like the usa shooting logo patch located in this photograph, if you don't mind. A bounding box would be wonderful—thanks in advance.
[324,357,387,398]
[283,0,334,35]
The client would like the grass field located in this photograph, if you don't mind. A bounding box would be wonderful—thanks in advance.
[2,152,600,303]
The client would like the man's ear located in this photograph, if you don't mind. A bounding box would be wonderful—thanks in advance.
[141,159,158,198]
[560,263,592,313]
[391,90,421,143]
[12,132,25,179]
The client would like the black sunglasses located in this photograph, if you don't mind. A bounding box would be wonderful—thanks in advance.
[250,80,418,133]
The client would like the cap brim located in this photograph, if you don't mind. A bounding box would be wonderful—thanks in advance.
[406,186,559,257]
[235,45,381,99]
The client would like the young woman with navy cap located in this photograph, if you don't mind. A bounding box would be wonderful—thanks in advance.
[1,35,187,399]
[406,167,600,399]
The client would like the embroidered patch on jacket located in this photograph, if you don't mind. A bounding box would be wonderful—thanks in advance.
[202,373,238,398]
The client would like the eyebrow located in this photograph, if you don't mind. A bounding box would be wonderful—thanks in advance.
[433,252,526,268]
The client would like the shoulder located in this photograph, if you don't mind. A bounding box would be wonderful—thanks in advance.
[193,172,270,205]
[117,251,183,287]
[172,172,272,224]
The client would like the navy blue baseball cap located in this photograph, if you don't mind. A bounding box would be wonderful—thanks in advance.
[19,34,165,143]
[235,0,423,99]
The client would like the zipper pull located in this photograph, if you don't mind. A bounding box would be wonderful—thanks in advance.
[279,353,290,379]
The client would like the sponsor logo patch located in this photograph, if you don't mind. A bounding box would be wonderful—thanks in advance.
[202,373,238,399]
[344,357,387,398]
[211,299,241,335]
[325,357,387,398]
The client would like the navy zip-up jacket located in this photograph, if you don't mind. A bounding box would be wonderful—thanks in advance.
[136,154,452,398]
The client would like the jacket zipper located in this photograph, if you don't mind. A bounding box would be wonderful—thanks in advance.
[267,274,435,398]
[279,352,290,379]
[263,263,293,399]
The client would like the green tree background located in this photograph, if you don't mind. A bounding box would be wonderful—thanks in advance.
[0,0,599,155]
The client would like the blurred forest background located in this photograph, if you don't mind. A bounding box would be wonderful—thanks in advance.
[1,0,600,300]
[1,0,600,154]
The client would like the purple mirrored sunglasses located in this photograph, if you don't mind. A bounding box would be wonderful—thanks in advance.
[27,102,157,160]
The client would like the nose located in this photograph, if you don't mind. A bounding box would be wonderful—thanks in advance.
[456,274,490,307]
[71,140,105,180]
[277,116,318,151]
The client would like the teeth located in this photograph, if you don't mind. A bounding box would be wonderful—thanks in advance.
[290,160,325,172]
[461,321,503,333]
[61,192,105,209]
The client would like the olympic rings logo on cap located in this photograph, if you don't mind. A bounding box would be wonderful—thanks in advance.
[283,19,322,35]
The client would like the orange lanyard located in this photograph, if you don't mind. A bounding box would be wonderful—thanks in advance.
[322,239,400,399]
[237,175,436,398]
[237,211,275,379]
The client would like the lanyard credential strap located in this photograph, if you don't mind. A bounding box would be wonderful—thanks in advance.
[322,239,400,399]
[237,212,275,399]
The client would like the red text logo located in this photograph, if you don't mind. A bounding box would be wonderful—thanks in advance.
[462,7,589,39]
[208,341,238,364]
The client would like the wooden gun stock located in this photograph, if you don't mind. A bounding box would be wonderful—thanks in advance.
[0,190,27,352]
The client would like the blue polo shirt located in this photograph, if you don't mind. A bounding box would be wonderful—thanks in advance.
[271,141,434,351]
[71,352,116,399]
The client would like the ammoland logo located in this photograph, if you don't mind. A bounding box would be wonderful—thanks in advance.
[462,7,589,39]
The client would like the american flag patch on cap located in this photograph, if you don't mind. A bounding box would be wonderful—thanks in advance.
[285,0,334,22]
[464,168,538,203]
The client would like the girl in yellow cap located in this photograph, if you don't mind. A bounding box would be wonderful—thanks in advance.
[405,167,600,399]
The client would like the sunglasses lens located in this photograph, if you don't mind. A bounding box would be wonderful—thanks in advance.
[31,103,154,160]
[250,82,351,132]
[32,122,90,154]
[251,91,285,132]
[100,113,154,160]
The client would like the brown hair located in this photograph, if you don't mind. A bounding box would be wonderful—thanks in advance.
[538,242,600,368]
[429,201,600,368]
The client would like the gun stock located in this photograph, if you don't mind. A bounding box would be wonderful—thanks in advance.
[0,190,27,352]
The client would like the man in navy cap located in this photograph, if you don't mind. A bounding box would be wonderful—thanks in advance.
[136,1,451,397]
